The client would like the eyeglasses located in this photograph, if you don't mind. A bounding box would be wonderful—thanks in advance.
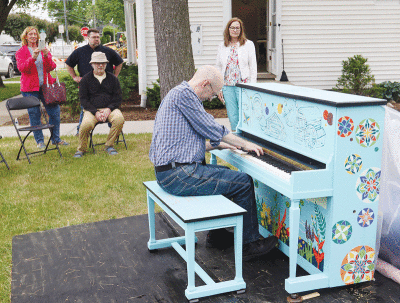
[208,83,220,100]
[229,26,241,31]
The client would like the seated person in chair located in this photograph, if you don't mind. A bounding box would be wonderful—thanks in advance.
[149,65,278,260]
[74,52,125,158]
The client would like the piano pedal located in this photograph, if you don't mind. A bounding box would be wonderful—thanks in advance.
[287,292,320,302]
[188,299,199,303]
[237,289,246,295]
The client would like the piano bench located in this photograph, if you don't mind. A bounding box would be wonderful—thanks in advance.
[143,181,247,302]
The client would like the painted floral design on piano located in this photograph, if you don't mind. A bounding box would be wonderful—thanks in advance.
[337,116,354,137]
[355,118,380,147]
[356,167,381,202]
[340,245,375,285]
[344,154,363,175]
[357,208,375,227]
[332,220,353,244]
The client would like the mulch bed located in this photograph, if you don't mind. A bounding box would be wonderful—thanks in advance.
[1,102,228,126]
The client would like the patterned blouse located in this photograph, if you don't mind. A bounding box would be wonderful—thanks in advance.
[224,43,248,86]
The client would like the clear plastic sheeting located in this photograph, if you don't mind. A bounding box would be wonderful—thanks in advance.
[377,106,400,283]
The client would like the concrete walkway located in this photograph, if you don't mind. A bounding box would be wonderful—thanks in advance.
[0,118,231,137]
[0,93,231,137]
[0,74,231,137]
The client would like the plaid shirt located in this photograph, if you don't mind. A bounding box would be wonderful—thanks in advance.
[149,81,229,166]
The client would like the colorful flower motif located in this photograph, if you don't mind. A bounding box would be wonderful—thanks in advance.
[356,167,381,202]
[357,208,375,227]
[332,220,353,244]
[265,107,269,116]
[344,154,363,175]
[340,246,375,284]
[337,116,354,137]
[355,118,380,147]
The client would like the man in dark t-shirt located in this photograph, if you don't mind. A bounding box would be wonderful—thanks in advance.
[65,28,124,134]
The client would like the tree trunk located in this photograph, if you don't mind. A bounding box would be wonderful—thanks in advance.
[0,0,18,88]
[152,0,195,99]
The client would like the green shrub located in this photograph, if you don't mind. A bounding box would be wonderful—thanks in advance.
[61,75,80,116]
[368,83,386,100]
[378,81,400,102]
[145,80,225,109]
[146,79,161,109]
[334,55,375,96]
[203,97,224,109]
[119,63,138,100]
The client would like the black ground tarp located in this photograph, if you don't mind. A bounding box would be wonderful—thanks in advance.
[11,214,400,302]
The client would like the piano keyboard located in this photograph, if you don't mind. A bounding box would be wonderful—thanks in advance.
[242,151,292,180]
[232,143,317,181]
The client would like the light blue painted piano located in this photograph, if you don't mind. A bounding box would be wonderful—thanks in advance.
[210,83,387,294]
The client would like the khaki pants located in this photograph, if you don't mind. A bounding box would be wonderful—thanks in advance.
[77,108,125,153]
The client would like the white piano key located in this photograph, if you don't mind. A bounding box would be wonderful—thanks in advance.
[243,154,291,180]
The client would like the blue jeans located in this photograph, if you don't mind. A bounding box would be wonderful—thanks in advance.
[21,90,61,144]
[155,163,260,244]
[222,85,240,131]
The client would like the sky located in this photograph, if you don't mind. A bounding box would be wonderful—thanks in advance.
[11,3,53,22]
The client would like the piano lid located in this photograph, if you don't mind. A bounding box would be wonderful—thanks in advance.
[236,83,387,107]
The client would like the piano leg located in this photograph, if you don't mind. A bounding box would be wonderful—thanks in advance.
[289,199,300,279]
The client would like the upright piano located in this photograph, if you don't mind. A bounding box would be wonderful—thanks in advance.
[210,83,387,294]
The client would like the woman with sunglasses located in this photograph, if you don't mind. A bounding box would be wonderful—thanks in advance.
[216,17,257,132]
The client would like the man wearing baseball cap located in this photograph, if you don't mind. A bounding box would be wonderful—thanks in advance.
[74,52,125,158]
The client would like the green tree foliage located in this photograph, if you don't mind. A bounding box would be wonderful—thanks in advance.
[102,26,117,43]
[67,25,84,43]
[3,13,32,41]
[46,0,91,28]
[95,0,126,30]
[335,55,375,96]
[4,13,59,42]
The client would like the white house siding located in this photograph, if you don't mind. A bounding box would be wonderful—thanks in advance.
[138,0,225,92]
[281,0,400,90]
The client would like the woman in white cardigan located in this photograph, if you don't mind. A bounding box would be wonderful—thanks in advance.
[216,17,257,131]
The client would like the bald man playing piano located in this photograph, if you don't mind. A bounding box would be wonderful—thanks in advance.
[149,65,278,260]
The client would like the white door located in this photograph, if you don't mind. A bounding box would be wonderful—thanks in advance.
[267,0,278,75]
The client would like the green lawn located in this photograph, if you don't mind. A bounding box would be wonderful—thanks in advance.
[0,83,21,102]
[0,69,70,102]
[0,133,156,302]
